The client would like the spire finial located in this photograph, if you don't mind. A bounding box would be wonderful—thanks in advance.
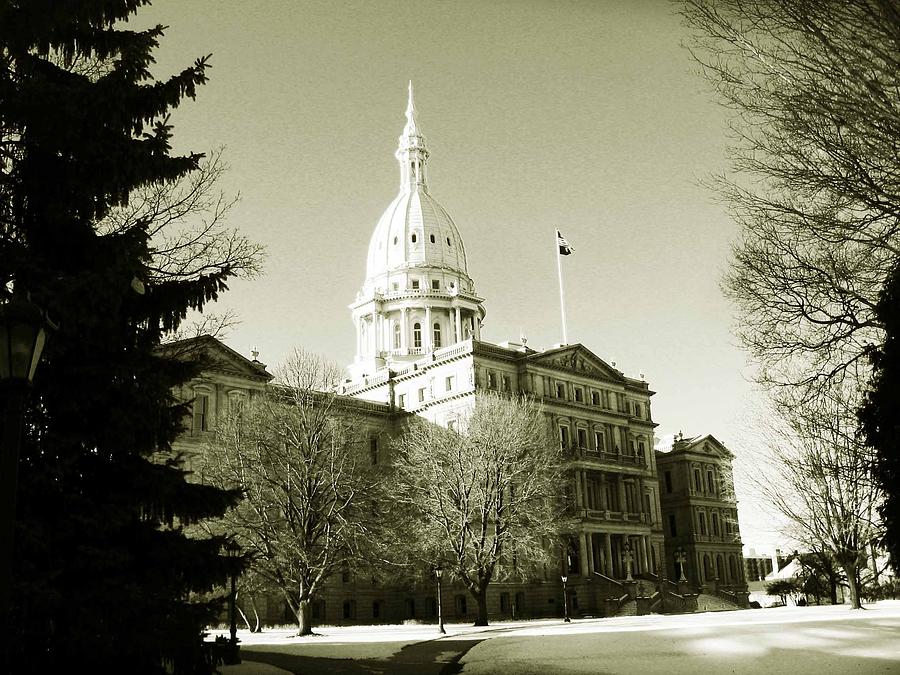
[396,80,428,189]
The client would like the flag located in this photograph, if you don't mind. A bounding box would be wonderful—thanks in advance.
[557,230,573,256]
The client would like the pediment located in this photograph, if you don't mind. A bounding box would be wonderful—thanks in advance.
[526,344,624,383]
[688,434,734,459]
[161,335,273,382]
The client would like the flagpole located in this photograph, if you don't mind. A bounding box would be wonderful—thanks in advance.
[555,229,569,345]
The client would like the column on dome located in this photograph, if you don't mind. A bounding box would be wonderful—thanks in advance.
[400,307,408,353]
[454,306,462,343]
[424,305,432,352]
[374,312,382,355]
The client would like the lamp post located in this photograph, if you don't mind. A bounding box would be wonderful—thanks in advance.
[434,566,445,634]
[223,540,241,665]
[675,547,688,583]
[561,575,570,623]
[0,294,53,616]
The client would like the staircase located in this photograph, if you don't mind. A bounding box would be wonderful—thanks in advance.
[616,599,638,617]
[696,593,740,612]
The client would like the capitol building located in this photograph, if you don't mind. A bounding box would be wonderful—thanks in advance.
[175,84,748,624]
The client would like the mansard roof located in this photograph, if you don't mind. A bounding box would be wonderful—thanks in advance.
[160,335,274,383]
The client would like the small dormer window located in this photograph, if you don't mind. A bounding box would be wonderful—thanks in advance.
[411,233,417,243]
[446,237,451,245]
[393,236,398,245]
[430,234,436,243]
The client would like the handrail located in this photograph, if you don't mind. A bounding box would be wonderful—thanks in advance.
[593,571,625,593]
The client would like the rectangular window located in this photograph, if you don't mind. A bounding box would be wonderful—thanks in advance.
[699,512,707,535]
[707,470,716,494]
[431,279,440,290]
[192,393,209,435]
[591,390,600,406]
[418,388,426,402]
[559,426,569,449]
[447,419,457,432]
[446,375,454,391]
[556,382,566,399]
[398,393,406,408]
[638,441,646,457]
[391,282,399,292]
[593,431,604,452]
[712,513,720,536]
[664,471,672,493]
[693,468,702,492]
[634,403,642,418]
[502,375,510,391]
[411,279,420,290]
[577,428,587,450]
[574,387,584,403]
[488,371,497,388]
[669,514,677,537]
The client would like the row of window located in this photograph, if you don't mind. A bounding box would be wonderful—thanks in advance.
[666,508,738,538]
[397,375,457,409]
[558,423,648,457]
[546,379,649,420]
[388,231,453,247]
[189,386,246,435]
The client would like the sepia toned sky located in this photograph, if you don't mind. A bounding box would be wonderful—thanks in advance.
[135,0,780,554]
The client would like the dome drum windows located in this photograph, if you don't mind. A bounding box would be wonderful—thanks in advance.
[413,322,422,349]
[433,322,442,349]
[411,232,418,244]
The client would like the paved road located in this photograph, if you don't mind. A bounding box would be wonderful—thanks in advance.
[240,636,484,675]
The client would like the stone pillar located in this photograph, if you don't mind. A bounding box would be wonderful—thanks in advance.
[585,532,595,574]
[424,305,432,352]
[574,470,584,507]
[374,312,382,355]
[454,306,462,343]
[604,533,613,577]
[599,473,608,510]
[579,532,590,576]
[617,478,626,513]
[641,536,649,574]
[400,307,408,352]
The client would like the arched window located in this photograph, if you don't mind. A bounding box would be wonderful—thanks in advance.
[411,232,417,243]
[393,323,401,349]
[413,322,422,348]
[433,322,442,348]
[430,234,436,243]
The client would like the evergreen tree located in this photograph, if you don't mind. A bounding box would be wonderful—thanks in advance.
[860,262,900,575]
[1,2,244,671]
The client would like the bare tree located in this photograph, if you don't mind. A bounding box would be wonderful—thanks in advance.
[681,0,900,396]
[392,393,567,626]
[200,349,389,635]
[98,147,265,285]
[756,385,883,609]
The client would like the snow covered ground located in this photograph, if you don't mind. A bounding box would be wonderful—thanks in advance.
[218,601,900,675]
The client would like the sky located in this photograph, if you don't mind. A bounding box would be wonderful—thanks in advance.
[134,0,783,554]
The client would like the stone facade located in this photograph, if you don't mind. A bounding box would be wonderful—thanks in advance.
[170,85,748,625]
[656,434,749,605]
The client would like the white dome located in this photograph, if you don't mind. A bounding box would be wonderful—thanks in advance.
[365,187,469,282]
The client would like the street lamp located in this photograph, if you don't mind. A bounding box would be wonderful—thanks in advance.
[223,540,241,665]
[675,547,687,582]
[561,575,570,623]
[0,293,54,616]
[434,566,446,634]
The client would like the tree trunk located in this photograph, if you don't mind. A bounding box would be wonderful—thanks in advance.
[841,564,862,609]
[829,577,838,605]
[473,585,489,626]
[296,598,314,636]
